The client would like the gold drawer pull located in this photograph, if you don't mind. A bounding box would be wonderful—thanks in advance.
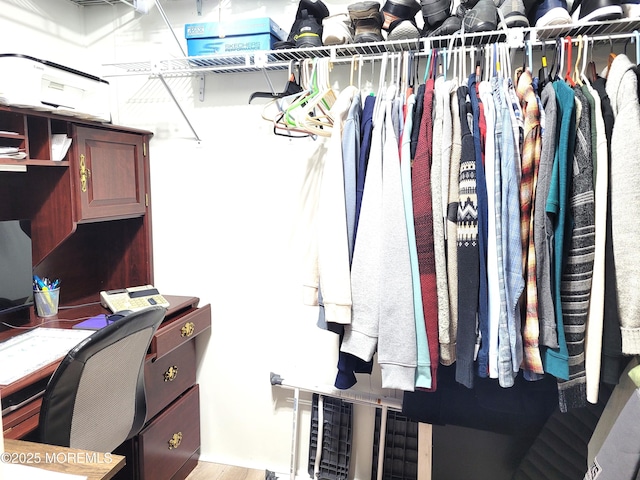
[181,322,195,337]
[164,365,178,382]
[79,154,91,193]
[168,432,183,450]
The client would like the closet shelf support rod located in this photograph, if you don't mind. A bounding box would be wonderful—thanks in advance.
[158,73,202,142]
[270,372,403,410]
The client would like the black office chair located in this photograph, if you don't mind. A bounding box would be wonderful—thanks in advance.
[38,305,166,452]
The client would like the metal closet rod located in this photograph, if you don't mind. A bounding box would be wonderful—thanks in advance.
[529,30,640,46]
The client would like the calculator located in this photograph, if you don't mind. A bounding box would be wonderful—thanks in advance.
[100,285,170,313]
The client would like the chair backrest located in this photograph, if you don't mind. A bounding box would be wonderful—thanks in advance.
[38,305,166,452]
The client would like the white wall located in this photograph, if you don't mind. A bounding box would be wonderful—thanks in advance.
[1,1,394,478]
[87,2,395,478]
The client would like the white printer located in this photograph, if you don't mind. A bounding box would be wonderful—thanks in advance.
[0,54,111,122]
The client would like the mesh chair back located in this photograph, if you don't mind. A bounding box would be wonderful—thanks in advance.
[38,305,166,452]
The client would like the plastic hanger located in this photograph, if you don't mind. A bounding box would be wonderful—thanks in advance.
[299,58,336,136]
[249,61,303,104]
[565,36,575,86]
[579,35,589,85]
[350,55,358,87]
[573,35,583,86]
[538,42,549,92]
[587,36,598,83]
[558,38,566,82]
[423,40,433,83]
[548,39,561,82]
[281,58,335,137]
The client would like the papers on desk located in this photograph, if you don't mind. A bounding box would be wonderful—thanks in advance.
[0,328,93,385]
[51,134,72,161]
[0,146,27,160]
[2,463,87,480]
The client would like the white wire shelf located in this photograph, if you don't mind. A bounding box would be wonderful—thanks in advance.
[101,17,640,78]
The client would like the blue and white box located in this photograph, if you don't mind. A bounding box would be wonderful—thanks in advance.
[185,18,287,56]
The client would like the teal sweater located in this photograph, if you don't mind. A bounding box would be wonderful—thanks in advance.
[543,80,576,381]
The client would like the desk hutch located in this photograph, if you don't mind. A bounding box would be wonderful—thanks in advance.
[0,104,210,480]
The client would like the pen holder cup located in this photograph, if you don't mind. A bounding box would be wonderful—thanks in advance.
[34,288,60,317]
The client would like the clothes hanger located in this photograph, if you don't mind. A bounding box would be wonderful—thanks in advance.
[298,58,336,136]
[350,55,358,87]
[587,36,598,83]
[606,36,616,78]
[484,44,491,81]
[538,42,549,92]
[282,58,335,136]
[503,42,512,81]
[564,36,576,87]
[558,37,566,82]
[249,61,303,104]
[373,52,389,125]
[573,35,583,86]
[423,39,433,83]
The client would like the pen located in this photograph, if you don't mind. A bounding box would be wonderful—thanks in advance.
[33,275,56,310]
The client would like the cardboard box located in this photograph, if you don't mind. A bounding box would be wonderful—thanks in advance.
[185,18,287,56]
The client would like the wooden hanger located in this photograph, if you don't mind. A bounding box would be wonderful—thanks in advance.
[606,36,616,78]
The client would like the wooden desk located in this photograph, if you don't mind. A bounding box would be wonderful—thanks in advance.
[4,438,125,480]
[1,295,210,480]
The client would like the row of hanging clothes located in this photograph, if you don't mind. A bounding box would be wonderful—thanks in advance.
[268,31,640,413]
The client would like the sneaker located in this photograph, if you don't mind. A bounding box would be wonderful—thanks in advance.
[294,10,324,48]
[275,0,329,49]
[387,18,421,39]
[422,0,453,27]
[571,0,622,21]
[381,0,421,30]
[295,0,330,23]
[463,0,498,31]
[498,0,531,27]
[322,13,354,44]
[423,14,462,35]
[529,0,571,26]
[621,0,640,16]
[348,1,385,42]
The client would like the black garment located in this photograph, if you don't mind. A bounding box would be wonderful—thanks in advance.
[403,364,559,437]
[410,83,426,160]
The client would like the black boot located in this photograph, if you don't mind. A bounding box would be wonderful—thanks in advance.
[275,0,329,48]
[296,0,330,21]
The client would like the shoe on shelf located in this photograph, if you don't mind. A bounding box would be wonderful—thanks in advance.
[463,0,498,32]
[621,0,640,17]
[295,0,330,23]
[422,0,453,28]
[529,0,572,26]
[381,0,421,30]
[422,14,462,35]
[348,1,385,42]
[275,0,329,49]
[387,18,421,39]
[571,0,623,22]
[498,0,531,27]
[322,13,355,45]
[293,10,324,48]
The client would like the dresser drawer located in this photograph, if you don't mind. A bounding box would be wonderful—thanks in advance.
[151,303,211,358]
[138,384,200,480]
[145,339,196,421]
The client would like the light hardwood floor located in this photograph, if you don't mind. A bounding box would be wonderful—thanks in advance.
[185,461,266,480]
